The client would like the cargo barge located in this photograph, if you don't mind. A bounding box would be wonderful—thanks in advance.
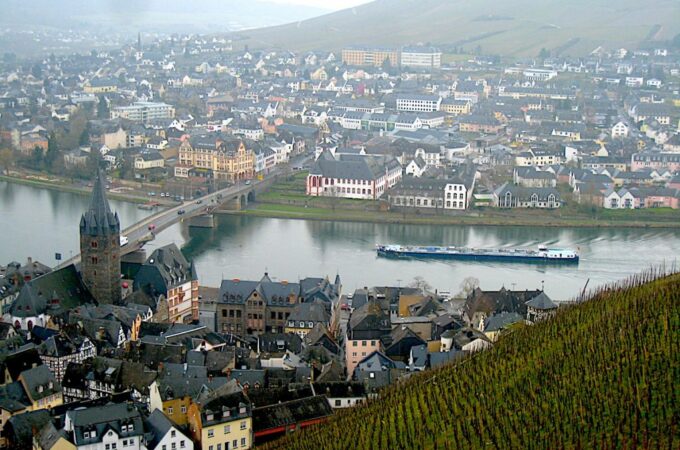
[376,244,579,264]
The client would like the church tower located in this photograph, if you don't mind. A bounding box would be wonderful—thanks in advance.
[80,168,122,305]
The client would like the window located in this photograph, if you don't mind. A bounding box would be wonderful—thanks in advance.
[112,445,117,450]
[224,425,231,434]
[208,430,215,438]
[232,440,238,449]
[352,341,357,347]
[335,399,341,406]
[240,421,247,430]
[361,341,366,346]
[91,256,98,264]
[123,441,127,447]
[217,445,221,450]
[180,442,185,449]
[106,445,110,450]
[91,241,98,248]
[167,406,173,415]
[241,438,246,447]
[171,430,176,438]
[181,405,186,414]
[172,444,177,450]
[209,446,214,450]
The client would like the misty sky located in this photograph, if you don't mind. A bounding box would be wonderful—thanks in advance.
[266,0,371,10]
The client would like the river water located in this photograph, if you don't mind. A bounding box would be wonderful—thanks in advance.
[2,181,679,300]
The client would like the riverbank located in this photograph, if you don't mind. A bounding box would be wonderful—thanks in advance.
[0,173,171,205]
[229,201,680,229]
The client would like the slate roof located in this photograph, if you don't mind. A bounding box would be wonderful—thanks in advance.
[133,243,197,294]
[252,395,332,433]
[80,168,120,236]
[525,291,558,310]
[68,402,145,446]
[288,302,331,324]
[10,264,94,318]
[218,274,300,306]
[2,347,43,382]
[5,409,52,448]
[0,381,31,412]
[19,365,60,402]
[144,409,177,449]
[309,155,400,181]
[483,311,525,332]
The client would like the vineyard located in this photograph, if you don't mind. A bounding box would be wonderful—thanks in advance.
[264,270,680,449]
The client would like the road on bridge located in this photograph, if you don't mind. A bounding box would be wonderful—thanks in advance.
[55,153,313,269]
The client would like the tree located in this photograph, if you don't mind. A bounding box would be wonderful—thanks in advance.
[97,96,110,119]
[538,48,551,59]
[409,276,432,293]
[0,148,14,175]
[31,146,44,170]
[457,277,480,298]
[79,127,90,146]
[86,147,102,174]
[44,132,61,172]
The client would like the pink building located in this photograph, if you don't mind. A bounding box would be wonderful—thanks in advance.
[631,153,680,172]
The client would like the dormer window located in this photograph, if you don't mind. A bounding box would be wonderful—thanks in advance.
[37,385,43,393]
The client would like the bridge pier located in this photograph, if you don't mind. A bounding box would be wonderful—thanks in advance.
[190,214,216,228]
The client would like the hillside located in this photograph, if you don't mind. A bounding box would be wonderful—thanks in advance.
[265,270,679,449]
[232,0,680,57]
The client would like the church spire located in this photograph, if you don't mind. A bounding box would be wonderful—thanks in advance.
[80,167,120,236]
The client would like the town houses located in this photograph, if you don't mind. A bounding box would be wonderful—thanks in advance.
[0,17,680,450]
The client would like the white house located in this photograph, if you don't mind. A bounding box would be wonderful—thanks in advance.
[145,409,193,450]
[414,147,443,168]
[611,121,630,138]
[405,157,427,177]
[64,403,146,450]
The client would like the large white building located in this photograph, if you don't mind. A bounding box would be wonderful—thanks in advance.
[396,94,442,113]
[111,102,175,122]
[306,152,402,200]
[401,46,442,69]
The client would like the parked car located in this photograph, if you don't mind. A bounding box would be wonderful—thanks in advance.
[196,199,203,204]
[160,193,165,197]
[245,180,251,185]
[119,236,129,246]
[177,209,185,215]
[341,303,350,311]
[148,224,156,231]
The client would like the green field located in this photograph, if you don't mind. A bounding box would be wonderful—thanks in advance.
[232,0,679,57]
[264,270,680,449]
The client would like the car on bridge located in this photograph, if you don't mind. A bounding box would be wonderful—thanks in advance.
[177,209,185,215]
[148,224,156,231]
[120,236,129,246]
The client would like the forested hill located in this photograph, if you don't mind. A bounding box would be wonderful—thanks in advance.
[233,0,680,57]
[266,270,679,449]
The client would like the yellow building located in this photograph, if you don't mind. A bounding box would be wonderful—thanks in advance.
[33,421,76,450]
[84,78,118,94]
[18,366,63,411]
[187,392,253,450]
[149,379,198,426]
[440,99,471,116]
[179,137,255,182]
[342,47,399,67]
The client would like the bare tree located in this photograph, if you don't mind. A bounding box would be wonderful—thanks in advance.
[409,276,432,293]
[457,276,480,298]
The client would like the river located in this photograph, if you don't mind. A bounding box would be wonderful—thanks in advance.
[2,181,680,300]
